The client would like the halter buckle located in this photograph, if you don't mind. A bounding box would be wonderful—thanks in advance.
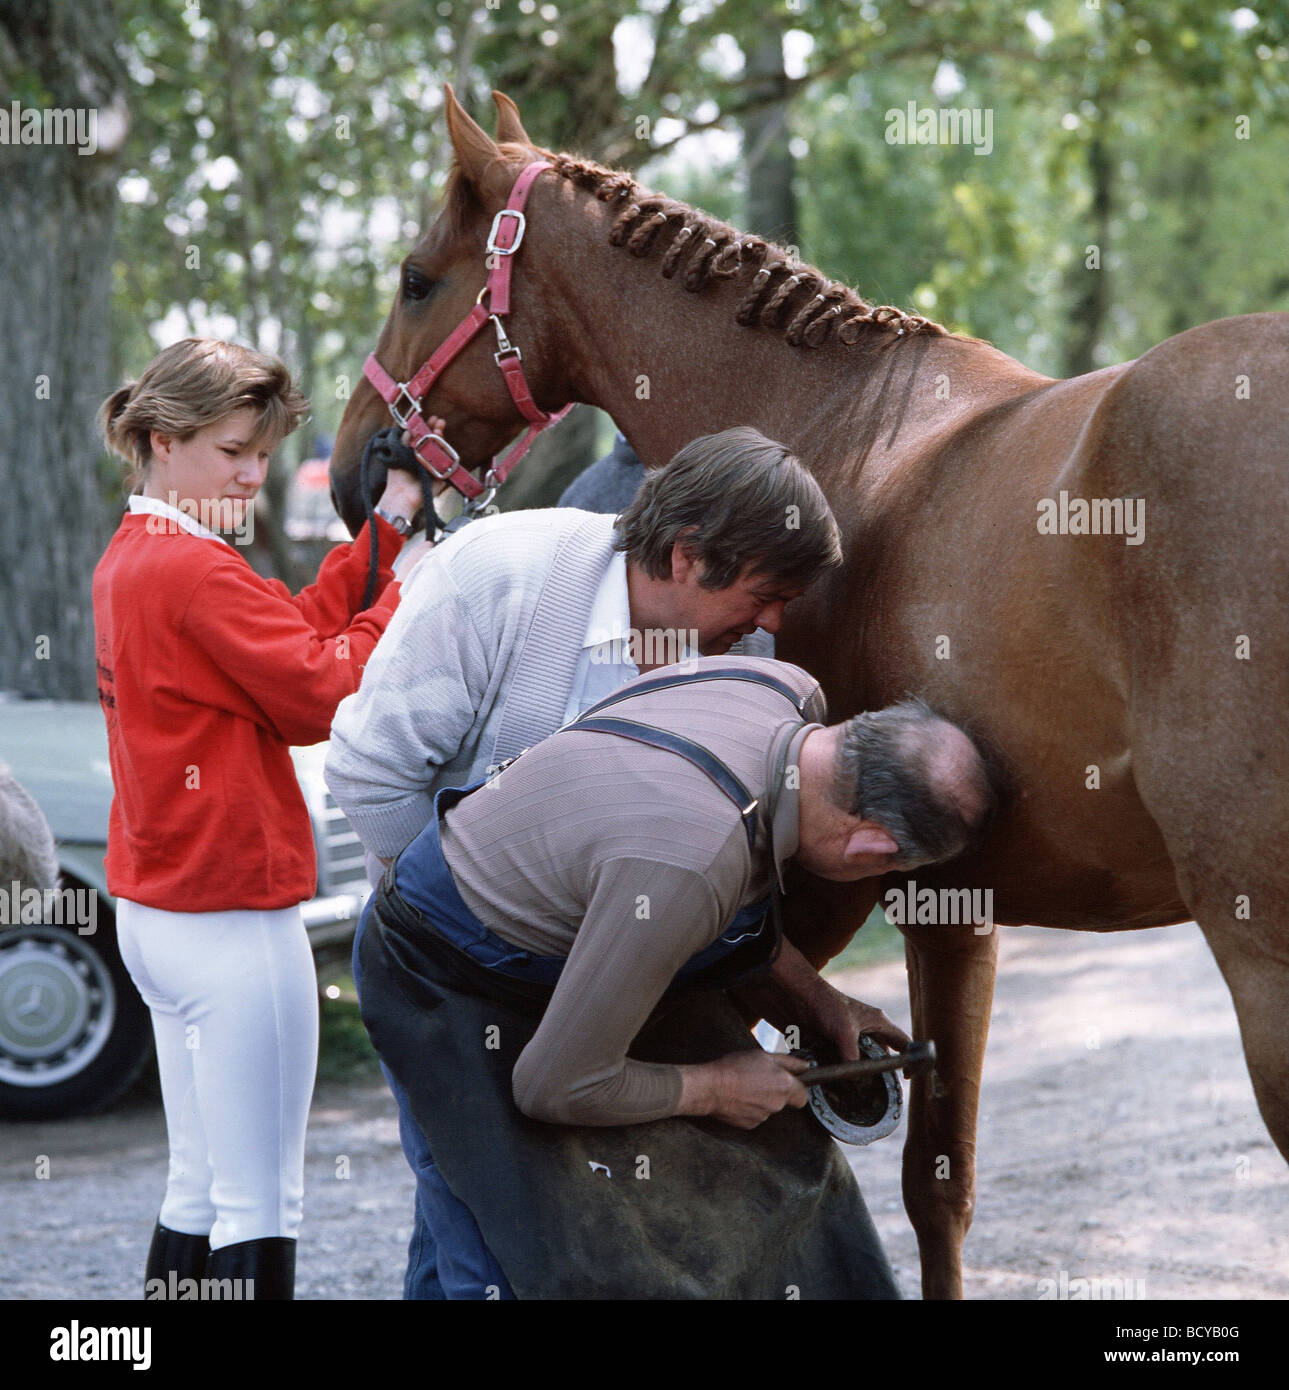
[389,384,422,430]
[486,208,526,256]
[411,431,462,481]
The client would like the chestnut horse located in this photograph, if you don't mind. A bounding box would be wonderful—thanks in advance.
[330,88,1289,1298]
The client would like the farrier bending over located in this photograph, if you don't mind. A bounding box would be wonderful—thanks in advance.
[357,655,997,1297]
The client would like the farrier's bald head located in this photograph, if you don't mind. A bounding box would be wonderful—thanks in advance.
[832,698,997,865]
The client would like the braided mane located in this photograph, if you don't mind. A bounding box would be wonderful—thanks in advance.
[549,152,948,347]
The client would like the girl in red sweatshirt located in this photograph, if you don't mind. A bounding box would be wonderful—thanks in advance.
[94,338,423,1299]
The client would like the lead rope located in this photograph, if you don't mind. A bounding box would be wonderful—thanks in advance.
[359,436,380,612]
[357,438,448,611]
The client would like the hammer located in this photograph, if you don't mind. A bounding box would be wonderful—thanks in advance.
[800,1039,936,1087]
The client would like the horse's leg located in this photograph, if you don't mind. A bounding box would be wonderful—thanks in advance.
[1094,318,1289,1166]
[1193,912,1289,1168]
[900,920,999,1300]
[1145,778,1289,1162]
[1121,587,1289,1167]
[783,874,998,1299]
[1147,791,1289,1167]
[779,869,881,970]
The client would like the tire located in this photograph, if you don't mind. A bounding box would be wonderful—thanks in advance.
[0,891,153,1119]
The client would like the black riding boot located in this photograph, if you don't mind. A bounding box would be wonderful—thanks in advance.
[144,1221,211,1299]
[203,1237,296,1300]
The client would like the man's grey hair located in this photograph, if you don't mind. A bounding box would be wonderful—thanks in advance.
[834,698,1000,865]
[613,426,842,590]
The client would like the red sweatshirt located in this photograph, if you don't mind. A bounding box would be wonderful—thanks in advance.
[93,511,403,911]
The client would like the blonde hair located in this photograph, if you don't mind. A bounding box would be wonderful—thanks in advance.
[99,338,309,489]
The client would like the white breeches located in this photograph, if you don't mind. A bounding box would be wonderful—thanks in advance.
[115,900,319,1249]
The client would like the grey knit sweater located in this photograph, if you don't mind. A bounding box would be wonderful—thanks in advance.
[325,508,621,859]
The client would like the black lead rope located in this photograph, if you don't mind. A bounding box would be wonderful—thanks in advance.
[359,433,381,611]
[357,430,448,611]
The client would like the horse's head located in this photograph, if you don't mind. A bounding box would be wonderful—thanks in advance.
[330,87,565,536]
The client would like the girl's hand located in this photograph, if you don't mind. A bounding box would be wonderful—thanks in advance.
[375,417,456,530]
[399,422,454,498]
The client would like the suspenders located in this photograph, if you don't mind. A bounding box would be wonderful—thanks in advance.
[568,715,762,852]
[558,665,812,853]
[408,665,810,992]
[573,664,813,721]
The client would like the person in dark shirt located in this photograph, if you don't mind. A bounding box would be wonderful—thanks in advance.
[557,430,646,513]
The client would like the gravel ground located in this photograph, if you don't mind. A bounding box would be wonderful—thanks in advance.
[1,920,1285,1301]
[832,921,1289,1301]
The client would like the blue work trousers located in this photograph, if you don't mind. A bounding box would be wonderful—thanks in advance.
[352,911,515,1300]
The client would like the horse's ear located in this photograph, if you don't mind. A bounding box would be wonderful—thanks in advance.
[491,91,532,147]
[443,83,502,192]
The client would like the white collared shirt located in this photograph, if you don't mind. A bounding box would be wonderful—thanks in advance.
[561,553,782,725]
[562,550,641,724]
[127,492,231,545]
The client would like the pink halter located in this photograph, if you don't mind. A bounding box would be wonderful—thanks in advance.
[362,160,572,509]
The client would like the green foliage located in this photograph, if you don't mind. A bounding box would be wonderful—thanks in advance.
[316,956,383,1081]
[110,0,1288,437]
[823,903,905,975]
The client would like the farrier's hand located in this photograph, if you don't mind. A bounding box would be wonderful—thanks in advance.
[806,979,911,1060]
[677,1049,810,1130]
[743,935,911,1061]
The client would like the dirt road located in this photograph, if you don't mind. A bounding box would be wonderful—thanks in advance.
[833,921,1289,1300]
[1,920,1285,1300]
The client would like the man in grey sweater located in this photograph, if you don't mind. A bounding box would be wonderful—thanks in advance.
[325,425,844,1297]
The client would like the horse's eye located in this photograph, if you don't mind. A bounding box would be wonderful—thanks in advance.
[402,268,435,302]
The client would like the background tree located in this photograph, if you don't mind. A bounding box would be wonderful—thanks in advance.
[4,0,1285,698]
[0,1,128,700]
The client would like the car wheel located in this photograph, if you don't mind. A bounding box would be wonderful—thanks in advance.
[0,897,153,1119]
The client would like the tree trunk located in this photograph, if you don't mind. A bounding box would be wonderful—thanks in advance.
[495,405,600,513]
[0,3,128,699]
[1063,129,1112,378]
[213,13,305,588]
[741,30,799,248]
